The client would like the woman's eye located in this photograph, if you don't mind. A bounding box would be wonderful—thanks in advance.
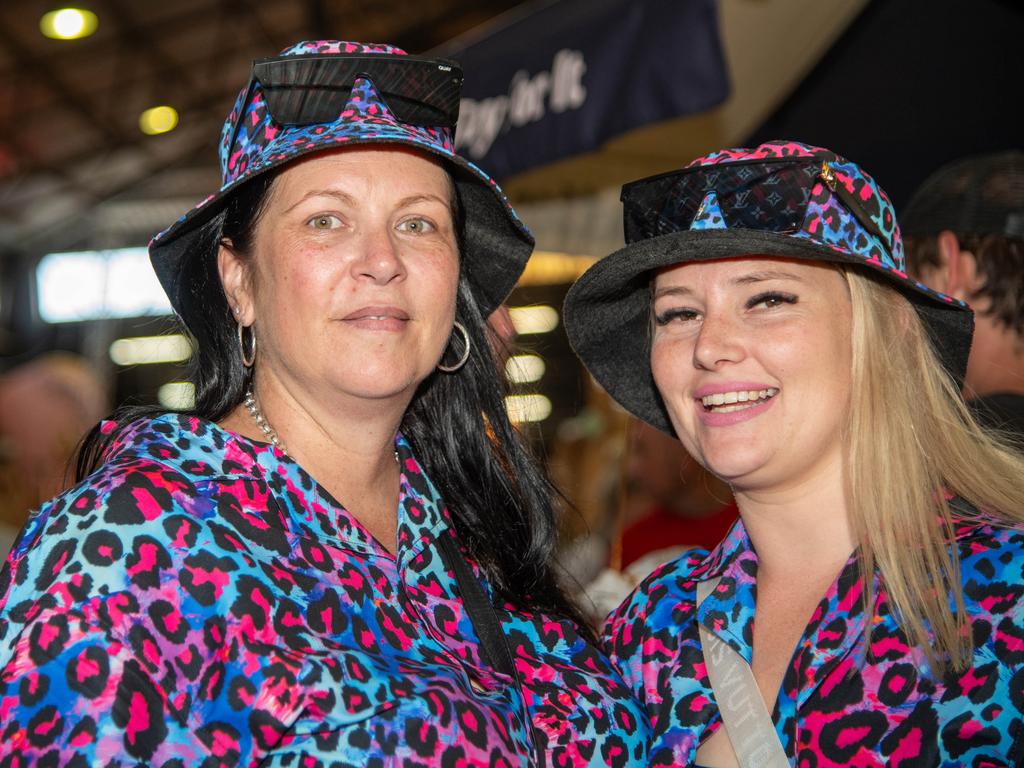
[654,307,700,326]
[748,291,797,310]
[308,214,342,230]
[397,217,435,234]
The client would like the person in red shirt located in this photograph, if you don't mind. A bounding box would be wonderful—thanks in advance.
[619,419,736,569]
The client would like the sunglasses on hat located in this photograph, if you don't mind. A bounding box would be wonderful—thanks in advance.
[226,52,464,154]
[622,157,889,245]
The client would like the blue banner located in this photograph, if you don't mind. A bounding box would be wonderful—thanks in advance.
[440,0,730,181]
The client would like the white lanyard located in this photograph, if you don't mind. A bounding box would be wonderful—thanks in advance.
[696,577,790,768]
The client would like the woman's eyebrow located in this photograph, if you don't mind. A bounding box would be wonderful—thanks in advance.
[395,193,450,209]
[652,285,694,300]
[282,190,449,214]
[732,269,804,285]
[283,188,357,213]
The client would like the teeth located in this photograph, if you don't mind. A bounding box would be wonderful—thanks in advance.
[701,388,778,409]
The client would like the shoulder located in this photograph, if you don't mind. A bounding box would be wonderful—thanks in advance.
[603,547,708,663]
[9,414,215,559]
[0,414,261,634]
[953,520,1024,671]
[955,520,1024,614]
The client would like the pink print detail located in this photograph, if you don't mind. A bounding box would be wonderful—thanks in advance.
[130,487,164,521]
[125,690,151,745]
[886,725,924,761]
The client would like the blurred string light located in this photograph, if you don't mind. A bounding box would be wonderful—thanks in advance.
[505,354,545,385]
[516,251,595,287]
[158,382,195,411]
[139,105,179,135]
[36,248,172,322]
[110,335,191,366]
[505,394,552,423]
[40,8,98,40]
[508,305,558,335]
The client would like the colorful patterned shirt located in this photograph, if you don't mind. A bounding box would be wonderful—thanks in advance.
[0,414,648,767]
[604,516,1024,766]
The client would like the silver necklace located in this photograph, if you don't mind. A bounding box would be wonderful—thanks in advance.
[243,386,400,465]
[244,386,289,456]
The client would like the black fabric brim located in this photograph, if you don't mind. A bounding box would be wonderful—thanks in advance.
[149,137,534,328]
[564,229,974,435]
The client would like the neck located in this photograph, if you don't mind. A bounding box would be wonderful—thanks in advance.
[733,455,855,581]
[222,369,408,497]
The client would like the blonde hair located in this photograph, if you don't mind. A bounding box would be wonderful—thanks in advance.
[845,267,1024,674]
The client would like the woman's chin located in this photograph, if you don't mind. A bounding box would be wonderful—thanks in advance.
[699,450,772,489]
[325,366,431,403]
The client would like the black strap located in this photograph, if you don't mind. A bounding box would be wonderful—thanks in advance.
[436,533,545,766]
[436,533,516,677]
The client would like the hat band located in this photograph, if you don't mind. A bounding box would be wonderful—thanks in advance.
[622,157,889,251]
[225,52,464,164]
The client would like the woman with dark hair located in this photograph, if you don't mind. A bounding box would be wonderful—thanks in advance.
[564,140,1024,766]
[0,41,647,766]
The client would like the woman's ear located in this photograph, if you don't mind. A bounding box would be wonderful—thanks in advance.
[218,242,255,325]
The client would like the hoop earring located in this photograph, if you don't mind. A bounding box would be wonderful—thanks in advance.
[437,321,471,373]
[237,322,257,368]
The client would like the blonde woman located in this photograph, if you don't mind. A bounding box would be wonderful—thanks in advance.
[564,140,1024,766]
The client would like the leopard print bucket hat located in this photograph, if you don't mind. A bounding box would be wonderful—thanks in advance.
[149,40,533,324]
[563,140,974,434]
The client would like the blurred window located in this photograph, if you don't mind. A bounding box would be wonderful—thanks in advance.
[36,248,171,322]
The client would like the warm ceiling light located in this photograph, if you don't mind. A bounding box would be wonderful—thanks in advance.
[109,334,192,366]
[40,8,98,40]
[505,354,545,384]
[505,394,552,423]
[158,382,195,411]
[508,305,559,335]
[139,105,179,135]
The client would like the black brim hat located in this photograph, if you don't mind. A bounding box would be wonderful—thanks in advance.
[149,40,533,324]
[564,140,974,435]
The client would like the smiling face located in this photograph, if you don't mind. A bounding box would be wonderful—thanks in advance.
[650,257,853,494]
[220,146,460,410]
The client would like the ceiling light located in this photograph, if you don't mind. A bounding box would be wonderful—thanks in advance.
[505,354,545,384]
[508,305,559,335]
[517,251,596,287]
[110,335,191,366]
[40,8,98,40]
[158,382,195,411]
[139,105,179,135]
[505,394,552,423]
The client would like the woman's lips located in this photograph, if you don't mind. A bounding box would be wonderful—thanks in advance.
[341,306,410,331]
[693,383,779,427]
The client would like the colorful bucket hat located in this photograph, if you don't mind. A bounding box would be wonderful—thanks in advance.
[149,40,534,321]
[563,140,974,434]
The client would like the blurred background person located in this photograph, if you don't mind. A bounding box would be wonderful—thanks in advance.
[618,419,736,570]
[902,150,1024,438]
[0,353,106,557]
[562,412,736,624]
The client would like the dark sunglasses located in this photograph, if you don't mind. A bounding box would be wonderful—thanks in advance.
[622,157,888,245]
[226,53,464,152]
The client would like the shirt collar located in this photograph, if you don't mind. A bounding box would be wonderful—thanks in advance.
[693,516,869,697]
[140,415,454,559]
[694,517,760,663]
[394,432,455,566]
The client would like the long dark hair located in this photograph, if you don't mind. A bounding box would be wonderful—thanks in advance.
[75,168,591,634]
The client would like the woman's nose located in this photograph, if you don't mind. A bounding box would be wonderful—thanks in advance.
[692,312,745,370]
[351,228,405,285]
